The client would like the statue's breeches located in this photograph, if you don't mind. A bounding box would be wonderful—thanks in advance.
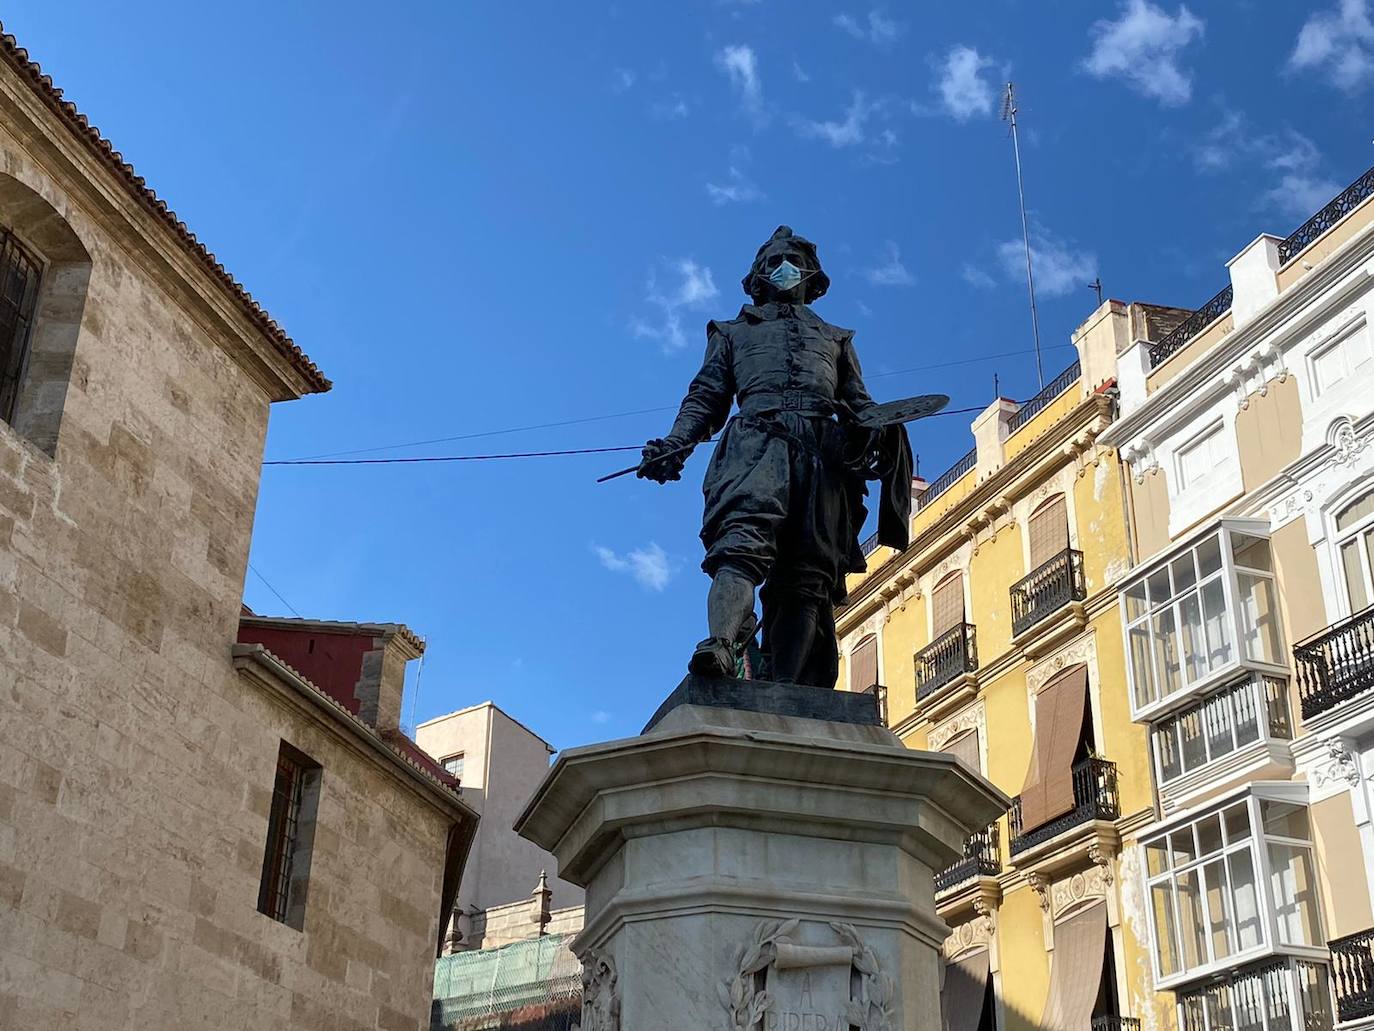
[699,413,853,601]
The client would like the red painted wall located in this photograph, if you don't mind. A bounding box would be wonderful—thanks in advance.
[236,625,374,717]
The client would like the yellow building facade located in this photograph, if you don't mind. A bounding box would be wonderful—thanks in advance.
[840,164,1374,1031]
[837,306,1170,1031]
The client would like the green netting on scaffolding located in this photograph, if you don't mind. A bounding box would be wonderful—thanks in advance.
[431,933,581,1029]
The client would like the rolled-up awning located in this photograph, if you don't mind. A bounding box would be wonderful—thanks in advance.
[1019,664,1089,831]
[1041,902,1107,1031]
[940,949,990,1031]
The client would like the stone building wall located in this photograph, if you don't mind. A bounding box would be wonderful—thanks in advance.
[0,41,473,1031]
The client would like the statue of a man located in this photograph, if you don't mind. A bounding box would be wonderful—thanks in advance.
[640,226,913,688]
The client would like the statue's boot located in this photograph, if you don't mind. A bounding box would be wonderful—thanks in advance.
[690,566,757,677]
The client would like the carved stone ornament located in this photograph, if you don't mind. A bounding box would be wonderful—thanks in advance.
[575,949,620,1031]
[1050,866,1109,917]
[1330,418,1372,468]
[1027,873,1051,912]
[944,912,993,959]
[719,918,895,1031]
[1314,739,1362,789]
[1027,633,1096,695]
[929,701,986,753]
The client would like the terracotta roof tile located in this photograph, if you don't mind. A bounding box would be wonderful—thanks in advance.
[0,25,330,394]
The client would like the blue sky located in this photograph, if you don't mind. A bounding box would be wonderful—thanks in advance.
[12,0,1374,748]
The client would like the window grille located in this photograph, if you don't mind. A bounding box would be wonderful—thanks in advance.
[0,228,42,425]
[258,743,321,928]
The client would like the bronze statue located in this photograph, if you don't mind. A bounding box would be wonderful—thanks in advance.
[638,226,939,688]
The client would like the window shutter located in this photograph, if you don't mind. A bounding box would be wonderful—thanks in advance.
[943,730,980,771]
[1029,495,1069,569]
[1019,664,1089,831]
[850,635,878,692]
[931,575,965,637]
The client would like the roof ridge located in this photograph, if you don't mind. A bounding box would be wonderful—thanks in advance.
[0,25,330,394]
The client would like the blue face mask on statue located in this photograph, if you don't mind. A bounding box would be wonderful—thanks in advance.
[766,260,807,292]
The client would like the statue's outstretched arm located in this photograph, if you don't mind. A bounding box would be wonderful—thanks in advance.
[639,325,735,484]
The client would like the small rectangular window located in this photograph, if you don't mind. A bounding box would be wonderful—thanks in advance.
[1176,423,1228,492]
[258,742,322,930]
[1311,324,1372,397]
[442,753,465,781]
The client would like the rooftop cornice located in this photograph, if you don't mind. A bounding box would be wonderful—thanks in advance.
[0,25,330,397]
[1102,218,1374,450]
[839,391,1115,622]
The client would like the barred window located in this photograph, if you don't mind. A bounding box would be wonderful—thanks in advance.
[442,753,465,781]
[0,228,42,426]
[257,742,322,929]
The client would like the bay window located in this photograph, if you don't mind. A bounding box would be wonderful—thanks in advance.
[1122,522,1285,719]
[1143,787,1324,988]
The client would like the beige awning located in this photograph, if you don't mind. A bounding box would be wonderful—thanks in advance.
[851,635,878,693]
[1041,902,1107,1031]
[1019,664,1088,832]
[944,730,980,772]
[940,949,990,1031]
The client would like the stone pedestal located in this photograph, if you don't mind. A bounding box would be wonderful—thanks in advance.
[515,677,1008,1031]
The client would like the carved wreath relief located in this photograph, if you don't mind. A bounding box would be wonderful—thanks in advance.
[575,949,620,1031]
[718,918,895,1031]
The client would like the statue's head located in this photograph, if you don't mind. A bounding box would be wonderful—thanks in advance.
[742,225,830,305]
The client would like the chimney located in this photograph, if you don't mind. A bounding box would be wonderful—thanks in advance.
[971,398,1019,477]
[1226,234,1282,330]
[354,626,424,731]
[1071,299,1130,393]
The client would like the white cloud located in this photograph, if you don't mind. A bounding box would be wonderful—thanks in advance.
[706,164,765,205]
[612,68,636,94]
[864,242,915,286]
[937,45,998,120]
[834,10,899,45]
[796,92,874,147]
[792,59,811,83]
[630,258,720,353]
[716,45,764,119]
[961,263,996,289]
[1191,113,1341,221]
[590,709,612,725]
[593,542,676,592]
[996,231,1098,298]
[1083,0,1204,106]
[651,95,691,120]
[1290,0,1374,91]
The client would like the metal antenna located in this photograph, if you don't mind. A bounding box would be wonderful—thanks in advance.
[1001,82,1044,389]
[1087,277,1103,307]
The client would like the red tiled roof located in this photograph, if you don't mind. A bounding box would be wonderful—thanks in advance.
[0,25,330,394]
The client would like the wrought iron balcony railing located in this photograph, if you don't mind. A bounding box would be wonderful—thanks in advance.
[1331,927,1374,1024]
[1147,284,1233,369]
[916,446,977,513]
[859,683,888,727]
[915,623,978,700]
[1090,1017,1140,1031]
[1009,757,1119,856]
[935,822,1000,893]
[1293,605,1374,720]
[1010,548,1086,637]
[1279,162,1374,265]
[1007,358,1081,435]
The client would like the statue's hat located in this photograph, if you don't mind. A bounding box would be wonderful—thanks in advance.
[742,225,830,303]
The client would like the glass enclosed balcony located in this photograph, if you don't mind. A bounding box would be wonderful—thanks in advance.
[1143,786,1325,991]
[1122,521,1286,722]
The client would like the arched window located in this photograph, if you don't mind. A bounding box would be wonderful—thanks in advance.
[1028,494,1069,569]
[1335,485,1374,614]
[0,174,92,455]
[931,572,965,637]
[849,634,878,693]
